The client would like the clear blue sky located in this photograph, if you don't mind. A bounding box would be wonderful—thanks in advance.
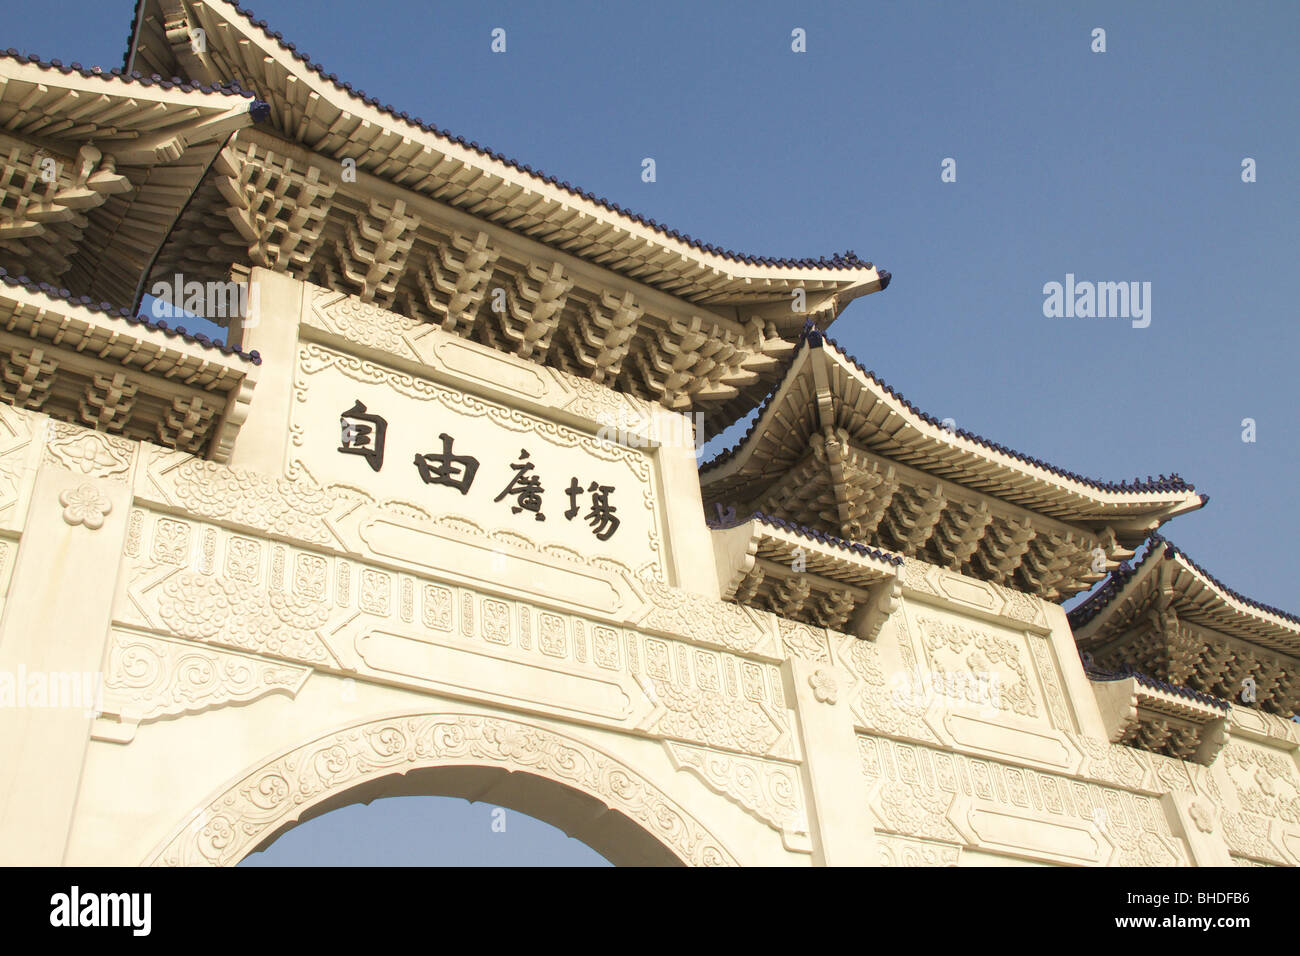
[16,0,1297,864]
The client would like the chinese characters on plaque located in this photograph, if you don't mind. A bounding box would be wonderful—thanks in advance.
[339,399,620,540]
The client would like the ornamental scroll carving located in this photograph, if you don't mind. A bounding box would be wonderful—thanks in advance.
[647,675,788,758]
[917,616,1038,718]
[154,456,338,546]
[152,569,336,666]
[838,622,939,744]
[147,713,736,867]
[98,632,310,738]
[665,741,810,852]
[859,733,1188,866]
[43,421,133,481]
[877,833,961,867]
[636,579,776,658]
[1203,740,1300,865]
[0,404,35,526]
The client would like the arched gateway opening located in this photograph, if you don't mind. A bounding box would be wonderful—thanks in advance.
[145,713,735,867]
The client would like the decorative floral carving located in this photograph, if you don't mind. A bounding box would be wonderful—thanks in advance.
[310,288,424,356]
[100,632,310,733]
[159,457,336,545]
[593,626,620,669]
[155,571,334,665]
[809,668,839,704]
[483,599,510,645]
[918,616,1038,718]
[44,423,132,481]
[666,741,809,851]
[151,517,190,564]
[59,482,112,529]
[650,676,787,757]
[148,714,735,867]
[294,554,328,600]
[779,619,830,663]
[638,580,773,657]
[878,834,961,867]
[859,732,1186,866]
[422,584,452,631]
[1188,800,1215,834]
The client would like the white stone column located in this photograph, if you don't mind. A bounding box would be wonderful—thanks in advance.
[649,404,719,599]
[1160,791,1233,866]
[786,656,878,865]
[229,266,304,477]
[0,425,136,864]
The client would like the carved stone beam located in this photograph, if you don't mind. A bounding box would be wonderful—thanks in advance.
[850,574,902,642]
[887,483,946,556]
[813,589,857,632]
[766,574,812,620]
[567,290,641,384]
[733,564,765,606]
[1019,533,1074,599]
[661,315,734,402]
[854,461,898,540]
[735,318,784,374]
[221,142,337,273]
[415,230,499,336]
[1,346,58,409]
[110,108,257,165]
[502,261,571,360]
[79,371,138,431]
[334,197,418,306]
[0,144,129,249]
[634,334,693,410]
[973,516,1036,584]
[161,0,222,86]
[158,396,216,454]
[933,500,993,571]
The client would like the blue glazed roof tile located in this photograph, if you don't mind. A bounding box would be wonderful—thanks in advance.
[2,47,254,98]
[0,268,260,365]
[1070,534,1300,630]
[707,508,904,567]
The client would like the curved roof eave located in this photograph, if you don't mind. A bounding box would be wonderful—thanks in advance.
[122,0,888,307]
[1069,535,1300,640]
[700,325,1206,524]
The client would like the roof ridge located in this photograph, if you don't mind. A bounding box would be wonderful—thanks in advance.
[123,1,880,273]
[705,507,904,566]
[1,47,254,97]
[702,322,1203,501]
[1069,534,1300,630]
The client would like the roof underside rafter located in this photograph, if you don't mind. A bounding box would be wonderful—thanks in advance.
[0,52,259,308]
[0,271,257,461]
[1071,538,1300,719]
[701,330,1206,601]
[108,0,895,437]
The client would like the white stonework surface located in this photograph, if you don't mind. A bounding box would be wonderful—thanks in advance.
[0,272,1294,866]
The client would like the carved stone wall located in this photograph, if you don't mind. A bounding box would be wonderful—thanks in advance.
[0,274,1285,867]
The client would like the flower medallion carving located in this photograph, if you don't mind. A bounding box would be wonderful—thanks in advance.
[59,483,112,530]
